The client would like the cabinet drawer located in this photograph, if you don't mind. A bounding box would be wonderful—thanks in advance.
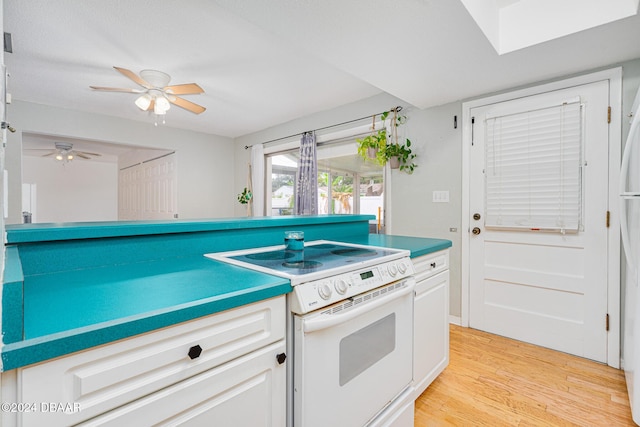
[77,340,286,427]
[412,249,449,282]
[19,296,285,427]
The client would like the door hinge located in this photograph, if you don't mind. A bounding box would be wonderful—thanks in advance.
[606,313,610,331]
[607,106,611,124]
[606,210,610,228]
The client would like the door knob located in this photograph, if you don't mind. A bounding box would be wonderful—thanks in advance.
[473,213,481,220]
[472,227,481,235]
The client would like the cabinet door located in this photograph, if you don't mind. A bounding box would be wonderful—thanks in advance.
[19,296,285,427]
[77,340,286,427]
[413,270,449,398]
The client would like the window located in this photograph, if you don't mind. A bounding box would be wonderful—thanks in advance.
[265,139,385,231]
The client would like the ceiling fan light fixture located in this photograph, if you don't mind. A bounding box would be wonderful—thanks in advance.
[135,93,152,111]
[154,95,171,115]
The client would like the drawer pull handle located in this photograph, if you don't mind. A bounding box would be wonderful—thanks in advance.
[276,352,287,365]
[430,262,437,269]
[188,345,203,360]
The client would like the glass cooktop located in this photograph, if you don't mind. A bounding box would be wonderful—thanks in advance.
[229,242,397,275]
[206,240,408,283]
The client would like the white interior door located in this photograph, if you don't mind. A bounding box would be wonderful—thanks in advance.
[469,80,611,362]
[119,154,177,220]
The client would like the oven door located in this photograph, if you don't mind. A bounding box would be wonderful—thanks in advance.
[293,278,414,427]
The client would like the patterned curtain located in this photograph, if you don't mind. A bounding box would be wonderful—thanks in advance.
[295,131,318,215]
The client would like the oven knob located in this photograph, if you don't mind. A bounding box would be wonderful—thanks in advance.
[318,283,332,300]
[335,279,348,294]
[387,264,398,277]
[398,262,408,274]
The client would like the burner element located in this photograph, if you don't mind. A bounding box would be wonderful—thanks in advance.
[246,251,295,261]
[331,248,378,257]
[282,260,323,270]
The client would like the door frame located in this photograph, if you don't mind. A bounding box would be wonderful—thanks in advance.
[461,68,622,368]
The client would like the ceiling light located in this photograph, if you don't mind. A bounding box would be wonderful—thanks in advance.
[154,96,171,115]
[53,142,74,163]
[135,93,152,111]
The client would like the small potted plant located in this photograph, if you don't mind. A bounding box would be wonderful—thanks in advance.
[237,187,253,215]
[384,108,417,173]
[357,128,387,165]
[383,139,417,173]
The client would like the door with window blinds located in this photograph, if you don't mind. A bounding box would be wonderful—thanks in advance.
[469,81,610,362]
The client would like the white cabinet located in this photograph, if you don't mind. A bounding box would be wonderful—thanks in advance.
[412,250,449,399]
[3,296,286,427]
[76,340,286,427]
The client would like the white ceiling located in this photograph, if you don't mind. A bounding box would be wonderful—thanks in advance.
[4,0,640,141]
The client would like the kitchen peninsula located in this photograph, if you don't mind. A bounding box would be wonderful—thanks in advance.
[1,215,451,426]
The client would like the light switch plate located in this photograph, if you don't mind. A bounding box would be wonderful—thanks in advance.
[432,190,449,203]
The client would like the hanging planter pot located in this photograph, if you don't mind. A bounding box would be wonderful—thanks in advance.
[367,146,379,159]
[389,156,400,169]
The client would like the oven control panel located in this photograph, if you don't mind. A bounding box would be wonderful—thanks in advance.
[289,256,415,314]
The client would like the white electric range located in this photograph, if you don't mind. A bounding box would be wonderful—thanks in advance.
[206,240,416,427]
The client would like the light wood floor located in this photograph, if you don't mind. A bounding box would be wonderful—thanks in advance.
[415,324,635,426]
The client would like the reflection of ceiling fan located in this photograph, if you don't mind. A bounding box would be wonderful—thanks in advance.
[90,67,206,115]
[26,142,102,162]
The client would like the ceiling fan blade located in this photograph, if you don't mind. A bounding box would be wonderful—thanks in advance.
[148,98,155,112]
[90,86,144,93]
[164,83,204,95]
[75,153,91,160]
[169,96,206,114]
[113,66,152,89]
[78,151,102,157]
[42,152,55,157]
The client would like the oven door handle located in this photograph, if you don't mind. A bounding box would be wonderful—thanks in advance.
[302,283,414,333]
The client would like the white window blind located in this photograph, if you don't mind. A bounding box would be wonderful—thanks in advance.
[484,101,583,233]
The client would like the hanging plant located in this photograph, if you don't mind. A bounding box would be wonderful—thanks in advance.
[237,187,252,204]
[357,108,418,173]
[357,113,387,166]
[382,108,417,174]
[382,139,417,173]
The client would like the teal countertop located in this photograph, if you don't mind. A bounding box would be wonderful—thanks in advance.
[5,215,375,244]
[2,256,290,371]
[341,234,452,258]
[2,216,451,372]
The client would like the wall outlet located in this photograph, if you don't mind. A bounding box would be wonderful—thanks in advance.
[432,191,449,203]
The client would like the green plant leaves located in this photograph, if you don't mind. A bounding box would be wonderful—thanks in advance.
[237,187,253,204]
[356,109,418,174]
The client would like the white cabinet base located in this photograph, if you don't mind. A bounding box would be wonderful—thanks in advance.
[1,296,286,427]
[412,250,450,400]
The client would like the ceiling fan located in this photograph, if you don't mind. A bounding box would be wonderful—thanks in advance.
[90,67,206,115]
[25,142,102,162]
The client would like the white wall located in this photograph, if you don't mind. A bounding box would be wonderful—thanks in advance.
[388,102,462,314]
[5,100,235,224]
[22,156,117,223]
